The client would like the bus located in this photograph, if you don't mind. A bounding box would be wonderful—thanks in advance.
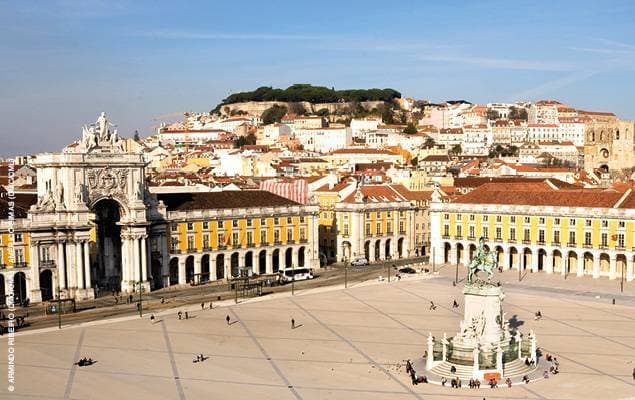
[278,268,314,284]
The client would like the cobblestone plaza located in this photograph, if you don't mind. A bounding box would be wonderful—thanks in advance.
[3,270,635,400]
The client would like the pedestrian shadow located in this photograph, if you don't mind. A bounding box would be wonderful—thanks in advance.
[292,324,304,329]
[229,320,239,326]
[508,314,524,328]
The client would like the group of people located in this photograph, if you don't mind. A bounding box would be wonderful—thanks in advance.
[76,357,95,367]
[405,360,427,385]
[524,357,536,368]
[546,353,559,374]
[178,311,189,320]
[192,354,207,363]
[534,310,543,320]
[467,378,481,388]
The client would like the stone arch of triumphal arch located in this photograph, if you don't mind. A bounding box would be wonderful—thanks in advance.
[27,113,168,301]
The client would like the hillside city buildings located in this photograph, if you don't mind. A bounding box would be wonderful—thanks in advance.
[2,95,635,305]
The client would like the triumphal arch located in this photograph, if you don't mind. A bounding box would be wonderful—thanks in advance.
[28,113,168,301]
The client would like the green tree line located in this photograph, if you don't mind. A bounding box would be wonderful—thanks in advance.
[215,84,401,110]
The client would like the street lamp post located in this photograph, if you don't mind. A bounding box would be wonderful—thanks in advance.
[344,258,348,289]
[455,257,459,284]
[620,261,625,293]
[291,263,295,296]
[432,247,436,273]
[56,286,62,330]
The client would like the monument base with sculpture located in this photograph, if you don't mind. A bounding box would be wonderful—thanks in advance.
[412,238,547,385]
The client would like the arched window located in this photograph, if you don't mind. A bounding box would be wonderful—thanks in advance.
[616,130,620,140]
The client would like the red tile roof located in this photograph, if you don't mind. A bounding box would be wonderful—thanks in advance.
[452,183,624,208]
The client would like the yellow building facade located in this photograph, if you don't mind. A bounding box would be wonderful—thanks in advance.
[430,183,635,282]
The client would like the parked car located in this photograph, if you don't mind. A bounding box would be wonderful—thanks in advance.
[399,267,417,274]
[350,257,368,267]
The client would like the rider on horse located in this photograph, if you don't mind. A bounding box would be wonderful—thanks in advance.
[467,237,497,282]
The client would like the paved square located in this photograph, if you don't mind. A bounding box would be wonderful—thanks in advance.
[3,275,635,400]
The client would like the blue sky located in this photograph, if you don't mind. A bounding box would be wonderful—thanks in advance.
[1,0,634,156]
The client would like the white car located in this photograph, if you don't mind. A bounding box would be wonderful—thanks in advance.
[350,257,368,267]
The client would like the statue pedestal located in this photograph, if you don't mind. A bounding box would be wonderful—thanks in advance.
[448,282,511,368]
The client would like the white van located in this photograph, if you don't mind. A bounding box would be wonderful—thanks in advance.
[350,257,368,267]
[279,267,314,283]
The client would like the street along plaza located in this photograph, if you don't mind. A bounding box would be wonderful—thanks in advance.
[4,268,635,400]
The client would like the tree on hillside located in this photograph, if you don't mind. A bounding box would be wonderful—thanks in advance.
[486,109,500,120]
[380,104,395,124]
[450,144,462,155]
[316,108,329,116]
[403,122,418,134]
[133,130,140,142]
[424,137,435,147]
[234,133,257,148]
[261,105,288,125]
[508,107,528,120]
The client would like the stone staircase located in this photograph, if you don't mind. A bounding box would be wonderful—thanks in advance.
[430,359,534,380]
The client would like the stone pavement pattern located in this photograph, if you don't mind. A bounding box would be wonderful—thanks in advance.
[2,275,635,400]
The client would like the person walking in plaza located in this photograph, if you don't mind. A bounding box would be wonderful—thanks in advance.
[185,311,189,320]
[226,315,231,325]
[452,299,459,308]
[201,302,205,310]
[150,314,155,324]
[291,317,295,329]
[178,311,182,320]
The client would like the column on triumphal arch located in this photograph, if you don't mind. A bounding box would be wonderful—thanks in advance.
[29,243,42,303]
[57,241,67,290]
[141,236,148,283]
[75,241,84,289]
[83,241,91,289]
[627,256,634,282]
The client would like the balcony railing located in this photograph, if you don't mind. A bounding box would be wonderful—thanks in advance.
[567,242,576,247]
[247,242,255,248]
[508,239,516,243]
[299,238,308,244]
[599,245,608,250]
[522,239,531,244]
[616,245,625,251]
[467,235,476,240]
[171,248,181,254]
[217,244,227,250]
[455,235,463,240]
[494,238,502,243]
[551,241,560,246]
[583,243,592,249]
[202,246,212,251]
[14,262,28,268]
[537,240,545,245]
[40,260,56,268]
[274,240,282,245]
[442,235,450,240]
[187,247,197,253]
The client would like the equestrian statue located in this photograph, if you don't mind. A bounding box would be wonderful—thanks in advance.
[467,237,498,283]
